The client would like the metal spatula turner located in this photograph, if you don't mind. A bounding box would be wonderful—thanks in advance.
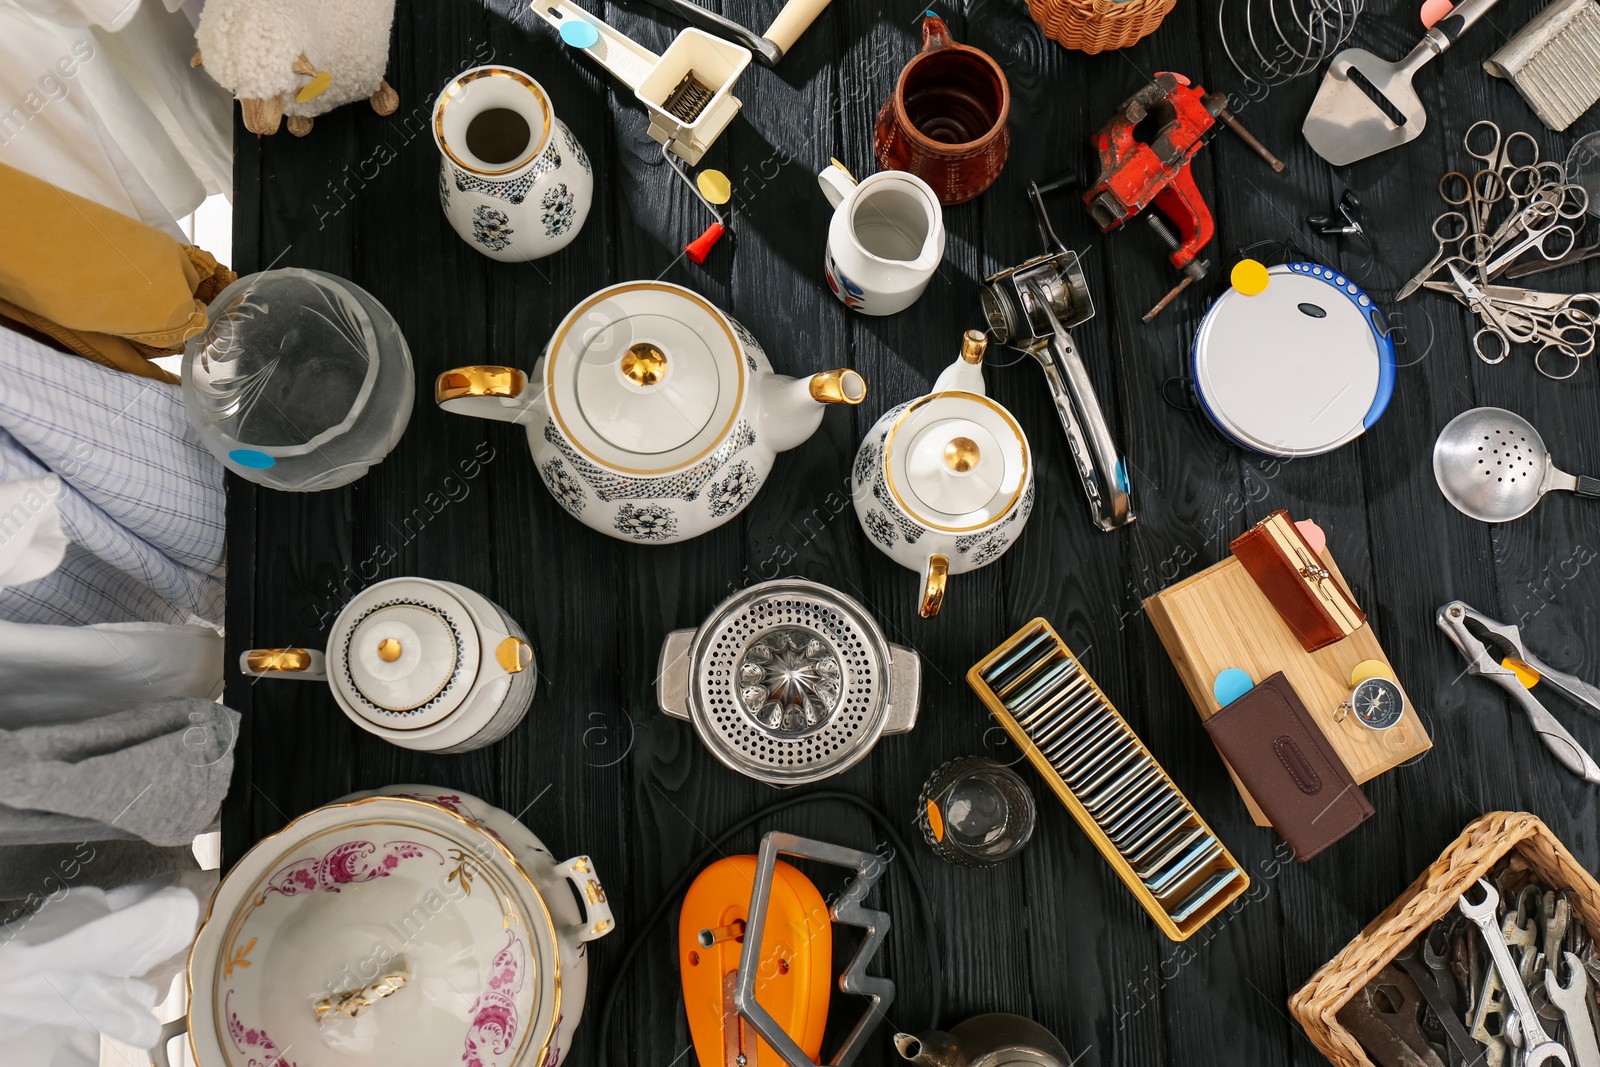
[1302,0,1501,165]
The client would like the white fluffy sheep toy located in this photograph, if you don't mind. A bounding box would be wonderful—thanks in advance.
[192,0,399,136]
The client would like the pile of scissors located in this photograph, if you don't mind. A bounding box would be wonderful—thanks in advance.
[1400,120,1600,381]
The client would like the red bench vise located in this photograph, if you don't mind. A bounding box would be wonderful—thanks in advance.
[1083,72,1284,321]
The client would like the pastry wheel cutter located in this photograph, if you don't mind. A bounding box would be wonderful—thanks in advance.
[1437,600,1600,783]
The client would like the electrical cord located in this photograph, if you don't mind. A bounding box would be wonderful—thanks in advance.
[593,790,944,1067]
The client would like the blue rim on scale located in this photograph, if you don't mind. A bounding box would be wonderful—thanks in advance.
[1191,262,1396,458]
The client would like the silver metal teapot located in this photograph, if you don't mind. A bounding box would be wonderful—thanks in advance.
[895,1014,1071,1067]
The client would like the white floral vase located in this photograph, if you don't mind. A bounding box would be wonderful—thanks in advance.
[432,65,593,263]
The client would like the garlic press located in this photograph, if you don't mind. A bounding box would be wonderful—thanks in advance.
[982,180,1135,531]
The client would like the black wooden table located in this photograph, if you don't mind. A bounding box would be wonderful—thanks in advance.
[223,1,1600,1063]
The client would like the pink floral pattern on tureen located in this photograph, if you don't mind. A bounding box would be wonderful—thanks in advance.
[226,991,299,1067]
[538,1014,564,1067]
[393,791,507,842]
[209,799,553,1067]
[462,932,527,1067]
[260,839,441,899]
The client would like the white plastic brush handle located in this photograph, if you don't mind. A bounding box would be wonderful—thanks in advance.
[532,0,659,92]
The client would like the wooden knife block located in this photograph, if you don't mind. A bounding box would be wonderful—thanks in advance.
[1144,552,1431,827]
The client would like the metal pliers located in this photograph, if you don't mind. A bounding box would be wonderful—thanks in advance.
[1437,601,1600,784]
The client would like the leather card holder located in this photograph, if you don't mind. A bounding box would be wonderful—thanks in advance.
[1203,671,1374,861]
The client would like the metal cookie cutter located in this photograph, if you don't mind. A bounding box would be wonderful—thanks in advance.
[981,179,1135,532]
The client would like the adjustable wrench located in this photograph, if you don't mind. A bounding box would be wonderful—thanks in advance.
[1459,879,1572,1067]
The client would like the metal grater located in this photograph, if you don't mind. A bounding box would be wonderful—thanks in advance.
[1486,0,1600,131]
[663,72,716,123]
[658,580,921,786]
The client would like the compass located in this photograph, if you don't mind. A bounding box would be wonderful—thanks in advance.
[1338,675,1405,731]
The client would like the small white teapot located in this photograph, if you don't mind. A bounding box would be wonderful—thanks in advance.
[437,281,866,543]
[239,577,535,753]
[852,330,1034,617]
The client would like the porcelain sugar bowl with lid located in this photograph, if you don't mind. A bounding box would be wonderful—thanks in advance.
[852,330,1034,617]
[158,787,613,1067]
[240,577,535,753]
[436,281,867,544]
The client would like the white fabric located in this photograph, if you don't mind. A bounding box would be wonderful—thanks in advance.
[0,0,233,236]
[0,475,68,590]
[0,620,223,728]
[0,878,202,1052]
[0,1025,98,1067]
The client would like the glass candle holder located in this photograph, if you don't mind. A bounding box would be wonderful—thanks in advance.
[916,756,1037,867]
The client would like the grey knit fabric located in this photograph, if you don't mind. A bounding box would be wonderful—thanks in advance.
[0,698,237,848]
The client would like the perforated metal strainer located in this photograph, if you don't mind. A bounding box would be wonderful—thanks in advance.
[1433,406,1600,523]
[658,579,921,785]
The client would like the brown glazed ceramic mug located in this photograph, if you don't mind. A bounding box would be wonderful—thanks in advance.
[873,15,1010,205]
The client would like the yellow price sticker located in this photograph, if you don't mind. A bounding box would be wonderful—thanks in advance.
[696,169,731,205]
[1230,258,1270,296]
[296,71,332,103]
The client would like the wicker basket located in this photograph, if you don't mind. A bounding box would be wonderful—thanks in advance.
[1027,0,1177,53]
[1289,811,1600,1067]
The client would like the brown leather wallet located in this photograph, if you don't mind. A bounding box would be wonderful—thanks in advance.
[1230,510,1365,652]
[1203,672,1374,861]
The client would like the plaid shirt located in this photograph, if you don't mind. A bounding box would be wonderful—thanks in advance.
[0,327,224,626]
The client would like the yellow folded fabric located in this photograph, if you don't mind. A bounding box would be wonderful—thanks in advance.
[0,162,236,385]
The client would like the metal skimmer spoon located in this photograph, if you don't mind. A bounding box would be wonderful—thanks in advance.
[1433,406,1600,522]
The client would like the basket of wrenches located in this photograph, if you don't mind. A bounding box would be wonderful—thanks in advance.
[1291,811,1600,1067]
[1399,120,1600,381]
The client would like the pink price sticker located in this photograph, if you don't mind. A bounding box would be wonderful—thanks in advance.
[1420,0,1454,29]
[1294,518,1327,556]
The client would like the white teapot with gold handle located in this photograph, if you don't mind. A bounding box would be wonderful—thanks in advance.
[240,577,535,753]
[437,281,865,544]
[851,330,1035,617]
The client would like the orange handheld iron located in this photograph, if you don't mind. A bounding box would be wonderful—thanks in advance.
[679,833,895,1067]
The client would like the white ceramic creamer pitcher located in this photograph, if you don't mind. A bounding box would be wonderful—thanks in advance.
[819,160,945,316]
